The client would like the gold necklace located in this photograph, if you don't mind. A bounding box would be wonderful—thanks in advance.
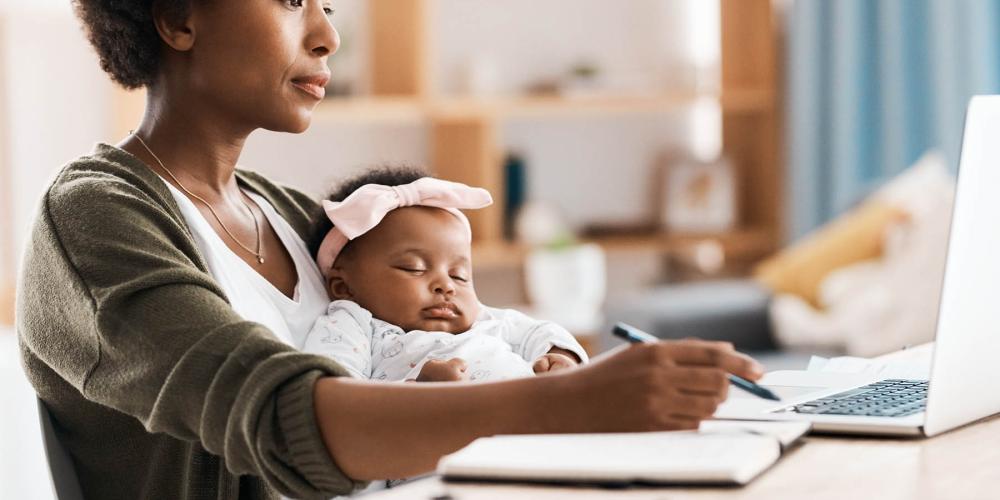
[132,133,265,264]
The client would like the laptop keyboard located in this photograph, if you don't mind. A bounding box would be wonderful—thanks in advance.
[785,379,928,417]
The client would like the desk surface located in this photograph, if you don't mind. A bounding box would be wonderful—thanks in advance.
[364,345,1000,500]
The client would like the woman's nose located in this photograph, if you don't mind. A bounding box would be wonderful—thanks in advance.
[306,6,340,57]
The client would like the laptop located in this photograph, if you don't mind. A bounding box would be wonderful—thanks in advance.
[715,95,1000,437]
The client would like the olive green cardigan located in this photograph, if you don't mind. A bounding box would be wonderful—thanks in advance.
[16,144,365,499]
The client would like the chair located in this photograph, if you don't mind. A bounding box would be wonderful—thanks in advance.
[37,398,84,500]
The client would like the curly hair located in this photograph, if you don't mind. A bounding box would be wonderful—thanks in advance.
[72,0,195,89]
[309,165,430,257]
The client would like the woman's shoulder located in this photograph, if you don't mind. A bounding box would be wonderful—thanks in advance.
[46,144,178,218]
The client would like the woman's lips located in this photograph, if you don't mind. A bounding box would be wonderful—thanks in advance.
[291,81,326,100]
[291,74,330,100]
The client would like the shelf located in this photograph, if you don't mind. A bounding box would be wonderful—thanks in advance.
[312,97,426,124]
[314,88,774,124]
[431,92,708,120]
[472,228,776,269]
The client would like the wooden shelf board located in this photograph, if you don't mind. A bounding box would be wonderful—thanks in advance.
[472,228,776,269]
[313,90,774,124]
[433,92,705,119]
[313,97,427,123]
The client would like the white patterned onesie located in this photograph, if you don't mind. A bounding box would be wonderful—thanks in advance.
[301,300,589,381]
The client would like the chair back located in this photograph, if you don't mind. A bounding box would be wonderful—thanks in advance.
[37,398,85,500]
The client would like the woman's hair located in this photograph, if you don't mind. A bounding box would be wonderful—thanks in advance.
[72,0,195,89]
[309,165,429,257]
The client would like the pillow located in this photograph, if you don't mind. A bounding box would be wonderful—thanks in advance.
[754,201,906,309]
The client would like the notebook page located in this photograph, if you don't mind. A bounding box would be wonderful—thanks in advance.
[438,431,780,485]
[700,420,811,448]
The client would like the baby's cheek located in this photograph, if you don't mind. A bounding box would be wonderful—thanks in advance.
[363,289,418,327]
[463,300,482,327]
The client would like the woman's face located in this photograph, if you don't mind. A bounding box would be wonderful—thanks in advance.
[181,0,339,133]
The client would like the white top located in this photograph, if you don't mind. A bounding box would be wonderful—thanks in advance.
[302,300,589,382]
[163,181,330,347]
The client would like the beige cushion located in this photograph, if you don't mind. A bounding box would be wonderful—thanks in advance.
[754,202,907,309]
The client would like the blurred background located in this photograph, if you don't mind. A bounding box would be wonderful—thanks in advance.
[3,0,1000,497]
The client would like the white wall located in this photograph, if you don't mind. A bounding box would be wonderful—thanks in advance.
[430,0,704,95]
[2,4,113,278]
[239,0,719,232]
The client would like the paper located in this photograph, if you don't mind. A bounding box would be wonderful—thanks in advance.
[700,420,811,448]
[807,355,930,380]
[438,430,781,485]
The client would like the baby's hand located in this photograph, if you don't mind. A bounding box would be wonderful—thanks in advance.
[533,350,579,374]
[415,358,468,382]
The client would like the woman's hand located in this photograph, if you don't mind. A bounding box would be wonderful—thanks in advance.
[314,338,764,480]
[414,358,468,382]
[543,339,764,432]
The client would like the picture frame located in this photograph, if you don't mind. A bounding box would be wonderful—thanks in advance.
[660,154,737,234]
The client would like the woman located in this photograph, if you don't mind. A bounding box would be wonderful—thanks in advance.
[16,1,765,498]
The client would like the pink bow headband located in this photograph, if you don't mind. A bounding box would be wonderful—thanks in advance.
[316,177,493,277]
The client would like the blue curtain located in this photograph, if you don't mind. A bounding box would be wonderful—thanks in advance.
[787,0,1000,238]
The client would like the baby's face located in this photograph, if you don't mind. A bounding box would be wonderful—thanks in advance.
[328,206,481,333]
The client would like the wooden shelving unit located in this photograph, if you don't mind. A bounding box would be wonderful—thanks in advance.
[315,87,774,122]
[473,228,775,270]
[106,0,783,272]
[352,0,783,269]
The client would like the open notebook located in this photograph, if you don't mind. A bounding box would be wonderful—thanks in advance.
[438,420,810,487]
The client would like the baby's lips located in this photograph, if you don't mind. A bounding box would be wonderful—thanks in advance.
[423,304,460,318]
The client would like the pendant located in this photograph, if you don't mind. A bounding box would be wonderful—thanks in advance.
[257,256,264,264]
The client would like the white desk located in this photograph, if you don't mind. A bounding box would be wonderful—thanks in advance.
[362,345,1000,500]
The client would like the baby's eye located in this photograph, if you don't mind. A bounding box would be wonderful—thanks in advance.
[396,266,426,275]
[451,275,469,283]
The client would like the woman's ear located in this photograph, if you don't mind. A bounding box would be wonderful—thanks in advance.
[152,4,197,52]
[326,269,354,300]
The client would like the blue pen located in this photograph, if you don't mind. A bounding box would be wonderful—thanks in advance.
[612,322,780,402]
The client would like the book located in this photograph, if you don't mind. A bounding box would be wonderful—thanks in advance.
[437,420,810,487]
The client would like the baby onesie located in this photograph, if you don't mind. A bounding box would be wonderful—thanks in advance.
[301,300,588,381]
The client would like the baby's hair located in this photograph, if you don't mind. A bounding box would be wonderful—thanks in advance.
[310,165,430,258]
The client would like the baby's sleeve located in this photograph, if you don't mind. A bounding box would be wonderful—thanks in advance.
[487,307,590,364]
[302,300,376,379]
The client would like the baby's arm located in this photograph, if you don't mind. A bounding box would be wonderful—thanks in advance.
[487,307,590,370]
[302,300,376,379]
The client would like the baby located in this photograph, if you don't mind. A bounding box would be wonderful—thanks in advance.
[304,167,588,382]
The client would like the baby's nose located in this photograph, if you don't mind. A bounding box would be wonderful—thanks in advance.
[432,278,456,295]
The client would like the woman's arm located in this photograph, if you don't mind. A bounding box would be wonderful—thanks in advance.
[22,171,363,497]
[315,339,763,480]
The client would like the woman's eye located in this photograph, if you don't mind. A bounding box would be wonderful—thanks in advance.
[286,0,333,15]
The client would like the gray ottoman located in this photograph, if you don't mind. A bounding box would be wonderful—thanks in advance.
[603,279,775,352]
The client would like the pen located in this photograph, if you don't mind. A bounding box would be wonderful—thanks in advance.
[611,322,781,402]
